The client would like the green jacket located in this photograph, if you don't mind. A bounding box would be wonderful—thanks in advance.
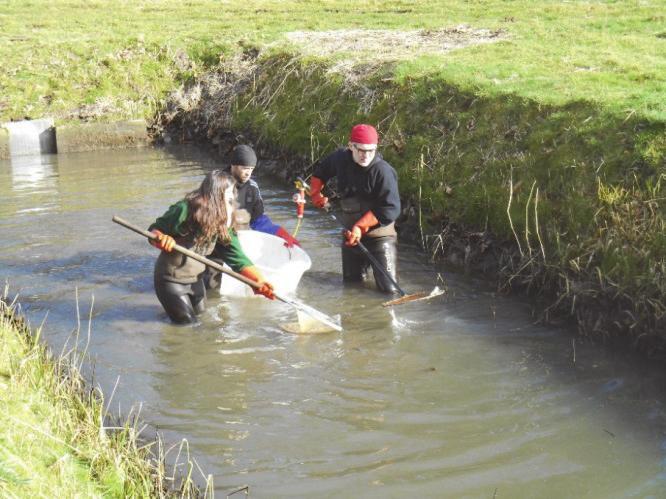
[149,200,253,284]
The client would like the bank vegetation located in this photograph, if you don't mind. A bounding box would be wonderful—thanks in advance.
[0,293,210,497]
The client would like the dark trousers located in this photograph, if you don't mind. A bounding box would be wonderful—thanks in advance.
[154,276,206,324]
[342,236,398,294]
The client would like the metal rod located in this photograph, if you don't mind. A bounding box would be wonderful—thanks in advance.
[326,211,408,297]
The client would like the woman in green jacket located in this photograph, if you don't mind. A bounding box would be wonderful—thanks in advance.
[148,170,274,324]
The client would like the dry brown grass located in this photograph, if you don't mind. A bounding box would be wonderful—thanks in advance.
[282,26,506,59]
[279,26,507,85]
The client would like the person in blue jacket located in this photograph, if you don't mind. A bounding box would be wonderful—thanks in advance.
[205,144,299,290]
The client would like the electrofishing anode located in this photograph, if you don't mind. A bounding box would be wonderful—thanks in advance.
[289,181,307,238]
[293,185,306,218]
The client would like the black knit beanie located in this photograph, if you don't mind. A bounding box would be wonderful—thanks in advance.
[231,145,257,167]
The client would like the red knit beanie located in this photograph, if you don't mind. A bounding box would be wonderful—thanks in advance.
[350,124,378,145]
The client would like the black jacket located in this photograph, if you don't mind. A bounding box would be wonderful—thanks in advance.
[312,148,401,226]
[235,177,264,222]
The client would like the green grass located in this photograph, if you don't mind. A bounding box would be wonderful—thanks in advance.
[0,0,665,123]
[0,295,208,497]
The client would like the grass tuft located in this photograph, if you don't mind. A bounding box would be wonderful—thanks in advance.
[0,291,212,498]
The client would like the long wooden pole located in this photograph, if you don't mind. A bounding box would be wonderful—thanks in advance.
[112,215,343,331]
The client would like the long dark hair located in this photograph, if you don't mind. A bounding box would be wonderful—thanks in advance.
[185,170,236,246]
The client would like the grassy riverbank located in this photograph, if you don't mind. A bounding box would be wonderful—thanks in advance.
[0,295,206,497]
[1,1,664,124]
[1,1,665,350]
[160,49,665,352]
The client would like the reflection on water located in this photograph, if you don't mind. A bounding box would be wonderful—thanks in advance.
[9,153,57,191]
[3,154,60,221]
[1,146,666,497]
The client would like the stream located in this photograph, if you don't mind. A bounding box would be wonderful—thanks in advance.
[1,146,666,498]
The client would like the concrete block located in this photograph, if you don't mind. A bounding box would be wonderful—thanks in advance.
[56,119,150,153]
[2,118,56,157]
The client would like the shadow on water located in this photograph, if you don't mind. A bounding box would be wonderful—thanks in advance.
[2,146,666,497]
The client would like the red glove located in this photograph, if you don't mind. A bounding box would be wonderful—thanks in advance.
[275,226,301,248]
[344,210,379,247]
[149,229,176,252]
[309,176,329,209]
[240,265,275,300]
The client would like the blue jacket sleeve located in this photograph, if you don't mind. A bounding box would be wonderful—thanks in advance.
[250,213,281,235]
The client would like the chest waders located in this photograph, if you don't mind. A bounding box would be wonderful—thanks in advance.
[154,234,215,324]
[339,196,399,294]
[154,278,206,324]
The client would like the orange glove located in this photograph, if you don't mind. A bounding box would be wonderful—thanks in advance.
[149,229,176,252]
[309,176,329,209]
[240,265,275,300]
[275,227,301,248]
[344,210,379,247]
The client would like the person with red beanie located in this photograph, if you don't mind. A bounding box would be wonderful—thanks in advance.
[309,124,401,294]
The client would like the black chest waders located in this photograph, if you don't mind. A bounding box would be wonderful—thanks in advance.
[153,236,214,324]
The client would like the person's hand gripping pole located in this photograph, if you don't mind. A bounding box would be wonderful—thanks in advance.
[149,230,176,252]
[308,176,329,209]
[344,210,379,247]
[239,265,275,300]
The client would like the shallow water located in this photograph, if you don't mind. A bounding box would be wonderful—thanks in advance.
[2,146,666,498]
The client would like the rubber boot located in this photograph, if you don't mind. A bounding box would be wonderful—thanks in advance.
[342,245,369,282]
[364,236,399,294]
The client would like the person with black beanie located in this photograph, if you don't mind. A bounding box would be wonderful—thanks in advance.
[225,144,299,246]
[205,144,300,290]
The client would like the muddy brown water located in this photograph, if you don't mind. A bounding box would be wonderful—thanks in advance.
[2,146,666,497]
